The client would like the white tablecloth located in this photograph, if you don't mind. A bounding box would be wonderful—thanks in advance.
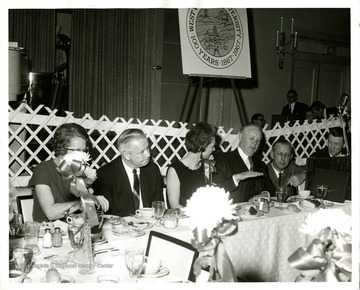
[9,201,350,283]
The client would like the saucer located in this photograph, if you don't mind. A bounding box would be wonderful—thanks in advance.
[40,274,75,283]
[294,195,314,199]
[134,213,155,221]
[141,266,169,278]
[112,228,145,238]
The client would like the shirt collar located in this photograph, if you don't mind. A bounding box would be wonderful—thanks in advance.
[271,163,283,176]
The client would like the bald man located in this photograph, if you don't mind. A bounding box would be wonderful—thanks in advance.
[213,123,268,203]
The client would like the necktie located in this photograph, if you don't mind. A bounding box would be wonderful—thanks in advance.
[248,156,253,171]
[132,169,140,210]
[278,172,282,186]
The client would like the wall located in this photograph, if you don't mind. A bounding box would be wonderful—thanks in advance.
[160,8,350,131]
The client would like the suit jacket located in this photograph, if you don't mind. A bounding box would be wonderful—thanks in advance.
[310,147,331,158]
[213,150,268,203]
[93,156,164,217]
[281,101,309,121]
[266,161,306,197]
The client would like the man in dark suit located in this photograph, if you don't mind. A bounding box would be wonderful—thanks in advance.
[310,127,346,157]
[93,129,164,217]
[310,100,338,121]
[281,89,309,122]
[213,123,268,203]
[266,139,306,197]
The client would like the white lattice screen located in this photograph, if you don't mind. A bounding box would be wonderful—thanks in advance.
[9,103,341,187]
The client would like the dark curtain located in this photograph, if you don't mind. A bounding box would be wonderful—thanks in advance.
[9,9,56,73]
[70,9,157,120]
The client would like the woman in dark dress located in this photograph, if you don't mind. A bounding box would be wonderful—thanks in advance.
[166,122,218,208]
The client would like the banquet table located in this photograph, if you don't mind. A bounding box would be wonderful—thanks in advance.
[9,200,351,283]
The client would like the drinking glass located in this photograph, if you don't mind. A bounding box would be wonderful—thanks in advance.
[24,221,40,254]
[68,224,84,260]
[125,247,144,281]
[276,186,287,210]
[12,246,34,274]
[152,201,165,226]
[316,184,328,205]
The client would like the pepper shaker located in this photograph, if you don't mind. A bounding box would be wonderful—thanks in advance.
[52,227,63,247]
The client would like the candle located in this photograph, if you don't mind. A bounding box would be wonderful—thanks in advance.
[276,31,279,48]
[291,18,294,35]
[280,17,283,33]
[294,32,298,48]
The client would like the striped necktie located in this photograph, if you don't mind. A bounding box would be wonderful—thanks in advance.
[248,156,253,171]
[132,169,140,210]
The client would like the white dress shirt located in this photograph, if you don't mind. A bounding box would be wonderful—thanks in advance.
[122,159,143,208]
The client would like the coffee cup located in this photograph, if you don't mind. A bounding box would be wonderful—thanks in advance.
[144,256,162,275]
[9,270,25,283]
[135,208,153,219]
[66,214,85,226]
[299,190,311,198]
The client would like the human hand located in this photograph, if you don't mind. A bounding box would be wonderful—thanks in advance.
[233,171,264,183]
[287,173,306,187]
[94,195,109,212]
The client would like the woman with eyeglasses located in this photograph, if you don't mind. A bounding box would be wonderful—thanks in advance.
[28,123,109,222]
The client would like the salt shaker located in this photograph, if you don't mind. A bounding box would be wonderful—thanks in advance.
[52,227,63,247]
[42,228,52,248]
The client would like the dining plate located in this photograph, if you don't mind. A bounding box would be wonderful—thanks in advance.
[141,266,169,278]
[124,221,153,230]
[101,215,124,225]
[40,274,75,283]
[111,228,146,238]
[134,213,155,221]
[49,255,71,265]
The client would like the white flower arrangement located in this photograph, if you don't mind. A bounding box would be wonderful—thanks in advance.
[185,185,237,235]
[63,151,91,164]
[300,206,352,238]
[62,151,97,184]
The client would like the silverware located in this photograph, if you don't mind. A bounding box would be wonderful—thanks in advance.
[93,248,119,257]
[44,254,56,260]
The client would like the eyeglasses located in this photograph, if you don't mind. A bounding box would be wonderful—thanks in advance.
[66,147,89,153]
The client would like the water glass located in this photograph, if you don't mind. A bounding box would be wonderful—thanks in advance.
[316,184,328,204]
[125,247,144,281]
[276,186,287,210]
[152,201,165,226]
[68,225,84,249]
[24,221,39,254]
[12,246,34,274]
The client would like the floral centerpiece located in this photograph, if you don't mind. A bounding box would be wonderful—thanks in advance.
[185,185,238,282]
[288,206,352,282]
[57,151,99,226]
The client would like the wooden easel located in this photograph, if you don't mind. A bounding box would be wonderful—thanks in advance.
[179,76,247,124]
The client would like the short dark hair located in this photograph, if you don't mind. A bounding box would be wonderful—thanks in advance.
[272,137,294,154]
[251,113,264,123]
[185,122,218,153]
[328,127,344,138]
[311,101,325,110]
[51,123,92,156]
[287,89,297,97]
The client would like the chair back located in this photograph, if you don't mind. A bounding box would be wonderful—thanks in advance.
[305,156,351,202]
[16,195,34,222]
[145,230,199,282]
